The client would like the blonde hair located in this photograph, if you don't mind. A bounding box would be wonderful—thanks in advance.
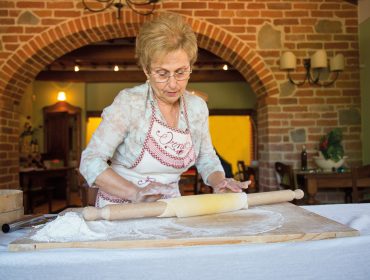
[135,13,198,72]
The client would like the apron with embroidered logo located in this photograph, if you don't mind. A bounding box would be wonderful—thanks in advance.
[95,95,196,208]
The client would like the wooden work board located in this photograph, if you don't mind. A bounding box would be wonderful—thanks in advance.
[9,203,359,251]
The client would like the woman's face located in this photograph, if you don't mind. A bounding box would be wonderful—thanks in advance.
[146,49,191,106]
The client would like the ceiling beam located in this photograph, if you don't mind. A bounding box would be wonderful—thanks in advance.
[35,69,245,82]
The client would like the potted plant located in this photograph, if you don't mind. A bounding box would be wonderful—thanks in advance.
[314,128,347,170]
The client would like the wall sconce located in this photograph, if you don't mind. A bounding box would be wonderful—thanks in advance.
[280,50,344,86]
[57,91,67,101]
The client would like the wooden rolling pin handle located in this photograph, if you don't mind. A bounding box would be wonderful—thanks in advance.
[83,189,304,221]
[247,189,304,207]
[83,201,168,221]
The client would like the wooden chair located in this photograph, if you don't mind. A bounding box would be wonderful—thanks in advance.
[236,160,259,193]
[75,169,98,206]
[274,162,296,191]
[26,184,55,214]
[180,166,211,195]
[351,164,370,203]
[274,162,308,205]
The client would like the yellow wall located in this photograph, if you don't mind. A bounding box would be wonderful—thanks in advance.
[86,115,252,176]
[86,117,102,146]
[209,116,252,175]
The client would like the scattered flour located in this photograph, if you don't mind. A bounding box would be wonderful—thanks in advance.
[30,209,284,243]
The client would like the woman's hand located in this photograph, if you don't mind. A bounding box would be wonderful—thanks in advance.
[133,182,177,203]
[213,178,250,193]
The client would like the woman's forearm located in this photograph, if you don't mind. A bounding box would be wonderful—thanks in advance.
[206,171,225,188]
[94,168,138,201]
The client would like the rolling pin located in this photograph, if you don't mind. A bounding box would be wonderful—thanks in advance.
[83,189,304,221]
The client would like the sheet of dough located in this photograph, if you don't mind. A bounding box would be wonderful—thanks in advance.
[158,192,248,218]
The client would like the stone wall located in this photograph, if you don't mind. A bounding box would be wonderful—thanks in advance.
[0,0,361,190]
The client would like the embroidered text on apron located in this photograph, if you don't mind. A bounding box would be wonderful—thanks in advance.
[96,91,196,207]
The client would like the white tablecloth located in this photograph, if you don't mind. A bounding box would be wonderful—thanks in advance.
[1,203,370,280]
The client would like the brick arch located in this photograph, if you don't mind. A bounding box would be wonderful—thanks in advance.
[0,11,276,189]
[188,17,279,100]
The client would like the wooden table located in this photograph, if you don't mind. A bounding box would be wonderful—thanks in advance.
[1,203,370,280]
[295,170,353,204]
[19,167,73,213]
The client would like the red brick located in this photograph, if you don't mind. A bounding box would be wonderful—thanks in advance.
[267,3,292,10]
[181,2,206,9]
[274,18,299,25]
[324,42,349,49]
[208,3,226,10]
[293,3,318,9]
[54,10,81,17]
[228,3,245,10]
[285,11,309,17]
[292,26,314,33]
[17,1,45,8]
[346,27,358,33]
[2,36,18,43]
[311,11,333,17]
[299,98,326,105]
[41,18,64,25]
[291,120,316,126]
[261,11,283,18]
[279,98,298,105]
[194,10,219,17]
[47,2,74,9]
[317,120,338,126]
[248,18,268,25]
[0,1,15,8]
[247,3,266,9]
[0,18,15,24]
[335,10,357,18]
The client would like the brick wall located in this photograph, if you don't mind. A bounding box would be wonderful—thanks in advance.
[0,0,361,190]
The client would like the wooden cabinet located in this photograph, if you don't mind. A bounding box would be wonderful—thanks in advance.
[43,102,81,167]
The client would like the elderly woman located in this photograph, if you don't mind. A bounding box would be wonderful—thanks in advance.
[79,14,248,207]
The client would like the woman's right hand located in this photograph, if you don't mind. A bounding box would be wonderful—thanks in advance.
[133,182,177,203]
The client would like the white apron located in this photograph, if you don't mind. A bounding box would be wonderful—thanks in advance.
[96,96,196,208]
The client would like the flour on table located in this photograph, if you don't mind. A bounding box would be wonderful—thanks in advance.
[30,209,284,243]
[31,212,106,242]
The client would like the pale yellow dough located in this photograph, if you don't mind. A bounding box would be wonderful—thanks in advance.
[158,192,248,218]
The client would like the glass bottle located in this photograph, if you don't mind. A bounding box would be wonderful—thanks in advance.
[301,145,307,171]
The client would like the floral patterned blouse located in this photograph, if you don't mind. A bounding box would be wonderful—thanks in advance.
[79,83,224,187]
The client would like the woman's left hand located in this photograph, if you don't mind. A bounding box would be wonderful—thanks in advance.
[213,178,250,193]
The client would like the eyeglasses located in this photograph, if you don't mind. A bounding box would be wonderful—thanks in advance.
[149,68,192,83]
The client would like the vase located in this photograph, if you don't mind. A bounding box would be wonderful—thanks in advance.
[313,155,347,171]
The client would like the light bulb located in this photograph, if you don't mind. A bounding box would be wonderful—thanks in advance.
[57,91,66,101]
